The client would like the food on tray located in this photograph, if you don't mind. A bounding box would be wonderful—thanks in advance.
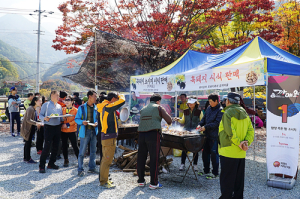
[119,123,139,128]
[50,113,59,116]
[162,128,198,136]
[246,71,258,85]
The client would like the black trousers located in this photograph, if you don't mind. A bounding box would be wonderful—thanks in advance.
[219,156,245,199]
[10,112,20,133]
[181,151,198,165]
[61,132,79,160]
[36,126,44,151]
[137,131,160,185]
[39,124,61,168]
[202,138,219,175]
[97,133,103,162]
[24,126,35,161]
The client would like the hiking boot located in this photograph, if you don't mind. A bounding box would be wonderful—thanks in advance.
[78,171,85,177]
[27,158,37,164]
[47,164,59,170]
[149,182,163,190]
[39,167,46,173]
[17,132,20,136]
[100,181,115,189]
[11,133,15,137]
[179,164,185,171]
[206,173,219,180]
[63,159,69,167]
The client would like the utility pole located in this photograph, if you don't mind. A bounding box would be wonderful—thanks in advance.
[30,1,53,93]
[95,30,98,92]
[36,0,41,93]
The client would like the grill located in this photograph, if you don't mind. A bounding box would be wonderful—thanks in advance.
[160,133,207,183]
[117,126,139,140]
[161,133,206,153]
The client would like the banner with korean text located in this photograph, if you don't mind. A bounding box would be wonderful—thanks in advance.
[267,75,300,177]
[130,60,265,92]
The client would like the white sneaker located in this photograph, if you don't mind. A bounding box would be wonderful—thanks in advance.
[149,182,163,190]
[193,165,198,172]
[138,181,146,187]
[179,164,185,171]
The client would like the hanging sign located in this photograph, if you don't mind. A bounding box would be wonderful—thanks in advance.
[130,60,264,92]
[266,75,300,177]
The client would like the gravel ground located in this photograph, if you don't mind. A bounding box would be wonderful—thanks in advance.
[0,127,300,199]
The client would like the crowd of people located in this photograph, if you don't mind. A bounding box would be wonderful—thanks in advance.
[6,86,255,197]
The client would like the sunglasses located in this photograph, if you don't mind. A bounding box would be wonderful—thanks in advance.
[65,99,71,101]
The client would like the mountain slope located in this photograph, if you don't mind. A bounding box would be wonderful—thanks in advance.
[0,39,35,79]
[42,53,85,82]
[0,54,19,80]
[0,14,69,69]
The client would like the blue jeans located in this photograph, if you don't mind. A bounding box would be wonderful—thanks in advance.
[202,138,219,176]
[78,129,97,172]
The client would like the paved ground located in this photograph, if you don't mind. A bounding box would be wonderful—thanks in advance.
[0,126,300,199]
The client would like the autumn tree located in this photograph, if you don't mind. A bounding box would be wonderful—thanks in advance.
[193,0,283,53]
[39,89,51,99]
[53,0,231,56]
[40,79,72,94]
[273,0,300,56]
[0,55,19,80]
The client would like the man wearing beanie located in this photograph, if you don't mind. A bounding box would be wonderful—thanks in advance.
[218,92,254,199]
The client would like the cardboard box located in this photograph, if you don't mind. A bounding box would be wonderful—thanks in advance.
[160,146,173,156]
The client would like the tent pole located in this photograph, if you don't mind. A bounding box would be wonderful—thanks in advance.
[95,30,98,92]
[266,72,269,181]
[175,91,178,125]
[253,85,256,162]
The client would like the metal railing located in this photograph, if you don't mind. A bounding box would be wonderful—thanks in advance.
[0,98,25,111]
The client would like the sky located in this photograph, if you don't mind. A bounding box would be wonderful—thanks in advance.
[0,0,65,35]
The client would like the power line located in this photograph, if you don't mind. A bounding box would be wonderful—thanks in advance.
[18,62,80,81]
[0,59,83,67]
[0,7,36,11]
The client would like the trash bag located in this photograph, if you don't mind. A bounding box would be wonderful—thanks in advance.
[173,149,182,157]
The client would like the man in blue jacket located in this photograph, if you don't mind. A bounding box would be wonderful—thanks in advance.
[198,94,223,179]
[8,87,22,137]
[75,90,98,177]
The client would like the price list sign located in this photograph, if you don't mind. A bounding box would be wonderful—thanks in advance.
[266,75,300,177]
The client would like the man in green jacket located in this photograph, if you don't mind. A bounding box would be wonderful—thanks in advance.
[218,92,254,199]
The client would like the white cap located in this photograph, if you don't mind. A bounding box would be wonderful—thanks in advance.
[187,98,197,104]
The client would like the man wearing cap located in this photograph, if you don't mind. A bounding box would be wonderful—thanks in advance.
[8,87,22,137]
[218,92,254,199]
[198,94,223,179]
